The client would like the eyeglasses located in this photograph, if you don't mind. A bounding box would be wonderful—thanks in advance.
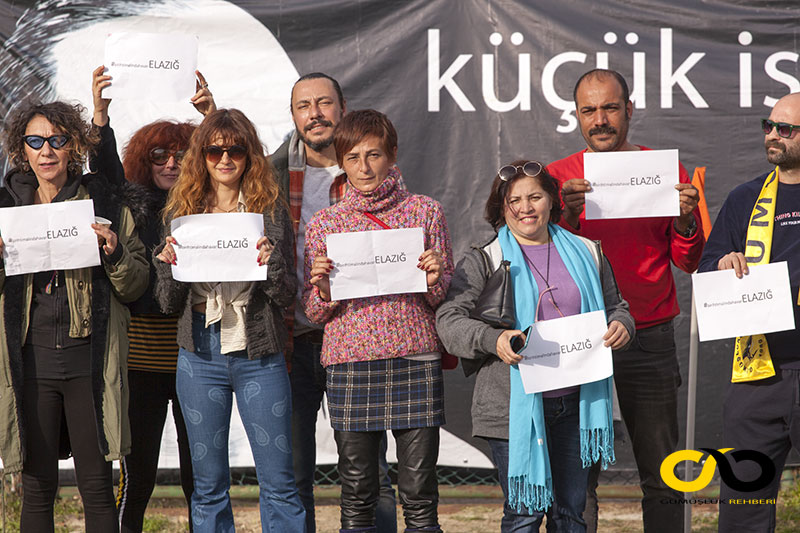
[149,148,186,166]
[762,119,800,138]
[498,161,543,182]
[23,135,69,150]
[203,145,247,164]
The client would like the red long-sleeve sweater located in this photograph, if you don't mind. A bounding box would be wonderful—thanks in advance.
[547,147,704,330]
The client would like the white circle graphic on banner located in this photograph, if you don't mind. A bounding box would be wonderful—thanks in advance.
[45,0,297,154]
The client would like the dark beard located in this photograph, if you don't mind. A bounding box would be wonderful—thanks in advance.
[297,120,334,153]
[766,140,800,169]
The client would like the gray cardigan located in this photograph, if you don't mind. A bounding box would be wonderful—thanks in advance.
[153,203,296,359]
[435,234,635,440]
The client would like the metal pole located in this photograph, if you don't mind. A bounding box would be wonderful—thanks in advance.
[684,295,700,533]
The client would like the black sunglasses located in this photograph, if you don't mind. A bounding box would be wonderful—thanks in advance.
[498,161,543,182]
[762,119,800,139]
[23,135,69,150]
[203,145,247,164]
[149,147,186,166]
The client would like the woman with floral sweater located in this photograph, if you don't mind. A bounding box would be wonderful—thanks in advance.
[303,109,453,533]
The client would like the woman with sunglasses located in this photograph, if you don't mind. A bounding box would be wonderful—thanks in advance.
[435,160,634,532]
[0,101,148,532]
[303,109,453,533]
[91,65,215,532]
[153,108,305,532]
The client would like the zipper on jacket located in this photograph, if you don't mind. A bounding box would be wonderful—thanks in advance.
[54,271,62,350]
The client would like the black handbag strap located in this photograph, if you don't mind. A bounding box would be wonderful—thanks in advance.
[471,245,493,278]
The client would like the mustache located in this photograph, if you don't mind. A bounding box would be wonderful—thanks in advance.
[765,140,784,150]
[588,125,617,137]
[304,119,333,132]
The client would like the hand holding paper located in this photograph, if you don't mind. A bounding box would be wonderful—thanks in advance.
[256,237,273,266]
[717,251,749,278]
[156,236,179,265]
[191,70,216,116]
[309,255,334,301]
[91,223,118,256]
[91,65,112,127]
[418,249,444,286]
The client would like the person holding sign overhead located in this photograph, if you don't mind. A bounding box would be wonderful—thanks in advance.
[90,64,216,533]
[436,160,633,532]
[698,92,800,532]
[303,109,453,533]
[548,69,704,533]
[0,101,148,532]
[153,109,305,532]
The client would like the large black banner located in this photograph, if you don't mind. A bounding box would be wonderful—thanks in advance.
[1,0,798,471]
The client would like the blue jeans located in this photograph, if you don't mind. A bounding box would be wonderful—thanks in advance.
[487,393,588,533]
[177,313,305,533]
[290,334,397,533]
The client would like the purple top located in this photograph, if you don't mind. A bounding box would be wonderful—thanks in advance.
[520,242,582,398]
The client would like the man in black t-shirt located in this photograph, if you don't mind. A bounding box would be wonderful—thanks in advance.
[698,92,800,533]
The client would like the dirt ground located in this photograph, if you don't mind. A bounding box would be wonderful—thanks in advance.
[46,485,721,532]
[136,498,720,532]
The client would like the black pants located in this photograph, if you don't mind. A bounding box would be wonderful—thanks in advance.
[584,322,683,533]
[118,370,193,533]
[21,376,118,533]
[334,427,440,532]
[718,369,800,533]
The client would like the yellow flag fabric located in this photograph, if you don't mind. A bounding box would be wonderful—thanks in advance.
[731,168,779,383]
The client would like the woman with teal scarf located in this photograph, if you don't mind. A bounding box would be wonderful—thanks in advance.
[436,160,635,532]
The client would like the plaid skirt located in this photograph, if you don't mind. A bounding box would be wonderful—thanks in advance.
[326,357,445,432]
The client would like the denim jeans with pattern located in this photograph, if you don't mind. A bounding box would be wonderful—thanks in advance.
[177,313,306,532]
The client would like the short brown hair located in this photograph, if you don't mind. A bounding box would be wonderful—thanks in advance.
[123,120,196,188]
[2,101,99,176]
[333,109,397,167]
[484,159,562,231]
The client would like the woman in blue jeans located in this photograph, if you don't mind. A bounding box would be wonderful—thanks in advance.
[154,108,305,532]
[436,161,634,532]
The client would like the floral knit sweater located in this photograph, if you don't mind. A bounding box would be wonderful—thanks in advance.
[303,167,453,367]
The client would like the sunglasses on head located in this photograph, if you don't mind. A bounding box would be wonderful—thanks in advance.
[23,135,69,150]
[762,119,800,139]
[498,161,543,182]
[203,145,247,164]
[149,148,186,166]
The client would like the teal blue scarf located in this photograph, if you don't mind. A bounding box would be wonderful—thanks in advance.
[501,223,615,512]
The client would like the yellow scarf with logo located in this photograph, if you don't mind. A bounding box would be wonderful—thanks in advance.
[731,168,780,382]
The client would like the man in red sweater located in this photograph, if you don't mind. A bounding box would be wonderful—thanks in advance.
[547,69,704,533]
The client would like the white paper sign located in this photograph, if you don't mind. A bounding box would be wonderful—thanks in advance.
[517,310,613,394]
[170,213,265,282]
[0,200,101,276]
[104,32,198,101]
[692,262,795,342]
[326,228,427,301]
[583,149,680,220]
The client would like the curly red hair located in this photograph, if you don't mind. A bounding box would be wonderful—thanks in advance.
[122,121,196,188]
